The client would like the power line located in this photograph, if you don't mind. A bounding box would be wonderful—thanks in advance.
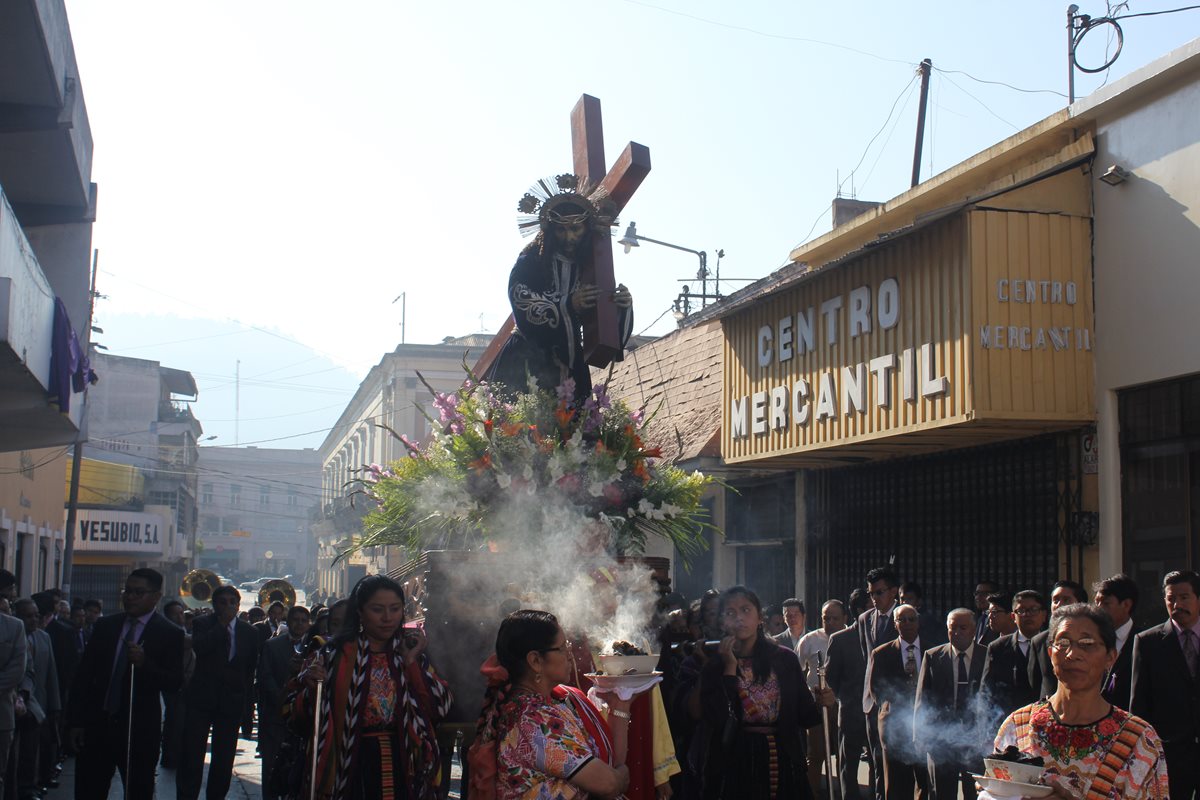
[1115,3,1200,18]
[616,0,915,66]
[937,71,1019,130]
[837,73,920,197]
[932,66,1068,99]
[859,78,920,193]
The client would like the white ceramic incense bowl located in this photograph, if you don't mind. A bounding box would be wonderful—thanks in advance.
[596,653,660,675]
[982,758,1044,786]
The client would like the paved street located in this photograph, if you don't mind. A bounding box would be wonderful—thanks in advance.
[48,736,266,800]
[47,735,466,799]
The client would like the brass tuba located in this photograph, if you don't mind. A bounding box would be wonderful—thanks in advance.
[258,579,296,609]
[180,568,222,609]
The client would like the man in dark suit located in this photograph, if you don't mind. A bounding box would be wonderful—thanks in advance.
[771,598,806,651]
[900,581,948,649]
[827,589,872,800]
[1131,569,1200,799]
[859,567,900,800]
[1093,574,1138,709]
[67,568,185,800]
[915,608,987,800]
[982,590,1045,721]
[178,585,259,800]
[864,604,927,800]
[257,605,309,800]
[1028,580,1086,700]
[972,580,1000,647]
[825,609,866,800]
[0,578,26,800]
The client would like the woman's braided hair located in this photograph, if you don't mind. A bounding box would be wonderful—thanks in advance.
[475,610,560,744]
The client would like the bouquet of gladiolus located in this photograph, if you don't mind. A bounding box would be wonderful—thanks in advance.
[341,376,715,562]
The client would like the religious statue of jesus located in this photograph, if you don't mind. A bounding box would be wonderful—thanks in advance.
[484,174,634,403]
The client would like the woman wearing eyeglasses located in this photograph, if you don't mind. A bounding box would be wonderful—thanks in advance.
[985,603,1168,799]
[469,609,633,800]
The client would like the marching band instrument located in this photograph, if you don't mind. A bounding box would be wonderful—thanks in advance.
[258,578,296,608]
[179,568,222,609]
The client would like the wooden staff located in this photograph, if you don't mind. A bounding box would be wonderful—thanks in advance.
[816,652,837,800]
[125,663,135,800]
[309,678,323,800]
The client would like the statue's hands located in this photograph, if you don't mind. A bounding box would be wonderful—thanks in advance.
[571,284,600,312]
[613,284,632,309]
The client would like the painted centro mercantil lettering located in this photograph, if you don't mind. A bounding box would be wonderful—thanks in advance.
[731,277,948,440]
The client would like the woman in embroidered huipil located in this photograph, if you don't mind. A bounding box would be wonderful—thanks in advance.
[699,586,823,800]
[294,575,452,800]
[470,610,633,800]
[986,603,1169,799]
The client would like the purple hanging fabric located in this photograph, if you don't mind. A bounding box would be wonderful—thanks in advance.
[47,298,91,413]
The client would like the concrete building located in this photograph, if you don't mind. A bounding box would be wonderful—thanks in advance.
[0,448,68,595]
[195,446,321,586]
[314,336,487,600]
[1079,40,1200,627]
[79,352,201,597]
[0,2,95,596]
[0,0,97,452]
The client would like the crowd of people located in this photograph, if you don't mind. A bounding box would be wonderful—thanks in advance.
[0,562,1197,799]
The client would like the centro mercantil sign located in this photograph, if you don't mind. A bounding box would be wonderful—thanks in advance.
[722,211,1096,465]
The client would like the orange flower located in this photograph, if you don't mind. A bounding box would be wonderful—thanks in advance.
[484,418,494,436]
[633,459,649,482]
[499,422,523,438]
[641,446,663,458]
[555,402,574,430]
[468,452,492,472]
[595,440,608,454]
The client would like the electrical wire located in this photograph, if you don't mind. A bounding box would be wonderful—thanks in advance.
[932,67,1069,98]
[0,448,71,474]
[1115,3,1200,18]
[936,71,1019,129]
[859,78,920,193]
[836,73,920,197]
[616,0,914,66]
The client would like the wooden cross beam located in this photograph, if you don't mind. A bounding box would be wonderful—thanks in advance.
[474,94,651,378]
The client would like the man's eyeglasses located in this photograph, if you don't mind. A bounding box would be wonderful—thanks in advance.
[1049,637,1102,655]
[120,587,151,597]
[1014,608,1045,616]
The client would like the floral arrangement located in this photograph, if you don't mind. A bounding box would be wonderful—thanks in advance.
[343,376,715,562]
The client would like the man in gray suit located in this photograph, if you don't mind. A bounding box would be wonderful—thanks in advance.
[14,598,59,800]
[0,571,27,800]
[256,605,310,800]
[771,598,807,651]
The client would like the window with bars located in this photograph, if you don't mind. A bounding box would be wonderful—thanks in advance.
[805,433,1071,623]
[1119,373,1200,629]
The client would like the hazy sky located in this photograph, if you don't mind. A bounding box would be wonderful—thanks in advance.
[63,1,1198,449]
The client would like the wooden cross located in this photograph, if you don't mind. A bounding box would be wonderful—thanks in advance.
[474,94,651,377]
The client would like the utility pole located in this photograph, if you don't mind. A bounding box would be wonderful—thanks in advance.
[62,249,100,596]
[911,58,933,188]
[235,359,240,446]
[1067,5,1079,103]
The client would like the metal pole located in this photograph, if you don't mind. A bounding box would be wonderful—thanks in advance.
[309,679,323,800]
[1067,5,1079,104]
[62,249,99,597]
[911,59,933,188]
[817,652,837,800]
[125,663,135,800]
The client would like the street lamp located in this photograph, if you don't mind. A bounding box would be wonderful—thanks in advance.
[618,222,724,316]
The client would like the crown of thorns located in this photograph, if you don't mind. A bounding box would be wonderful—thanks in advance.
[515,173,617,238]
